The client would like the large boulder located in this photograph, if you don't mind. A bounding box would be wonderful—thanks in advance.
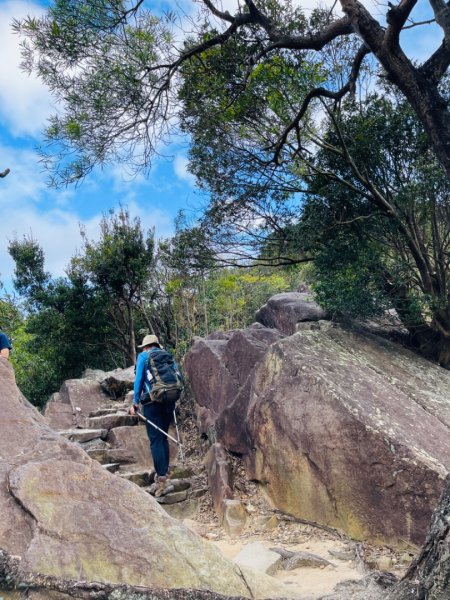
[185,323,284,448]
[99,366,135,398]
[44,366,136,430]
[255,292,328,335]
[0,359,284,598]
[246,325,450,548]
[185,314,450,549]
[44,378,109,428]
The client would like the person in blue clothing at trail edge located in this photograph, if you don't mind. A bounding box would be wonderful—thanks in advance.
[0,331,12,361]
[130,334,182,497]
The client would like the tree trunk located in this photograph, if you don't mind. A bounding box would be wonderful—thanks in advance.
[384,280,450,369]
[389,474,450,600]
[407,325,450,370]
[127,300,136,366]
[339,0,450,179]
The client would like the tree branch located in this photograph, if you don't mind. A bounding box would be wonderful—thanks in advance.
[385,0,418,50]
[262,17,354,52]
[420,40,450,84]
[339,0,385,52]
[272,44,370,163]
[0,168,10,178]
[200,0,234,23]
[429,0,450,36]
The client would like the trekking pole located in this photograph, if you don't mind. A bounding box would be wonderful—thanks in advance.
[135,409,184,448]
[173,408,185,463]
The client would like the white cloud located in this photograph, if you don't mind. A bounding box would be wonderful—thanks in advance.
[0,0,53,138]
[174,154,196,187]
[0,143,177,290]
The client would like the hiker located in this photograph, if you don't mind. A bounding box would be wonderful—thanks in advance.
[0,331,12,360]
[130,334,183,497]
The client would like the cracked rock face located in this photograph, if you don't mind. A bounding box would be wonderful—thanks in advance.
[0,361,253,597]
[185,305,450,549]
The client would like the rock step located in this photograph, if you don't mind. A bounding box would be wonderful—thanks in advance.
[103,463,121,473]
[141,478,191,493]
[59,428,108,443]
[86,414,138,430]
[143,478,192,504]
[155,489,189,504]
[118,471,152,487]
[78,438,108,451]
[88,407,123,417]
[86,448,135,465]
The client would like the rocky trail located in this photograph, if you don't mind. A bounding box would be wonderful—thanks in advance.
[42,370,412,600]
[3,292,450,599]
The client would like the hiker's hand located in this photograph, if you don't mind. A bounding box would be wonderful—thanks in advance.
[129,404,137,415]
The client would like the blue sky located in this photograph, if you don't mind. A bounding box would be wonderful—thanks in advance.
[0,0,203,291]
[0,0,441,290]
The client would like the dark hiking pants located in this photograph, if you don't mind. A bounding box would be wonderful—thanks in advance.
[143,400,176,477]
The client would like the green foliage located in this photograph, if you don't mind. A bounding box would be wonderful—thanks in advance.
[160,228,303,355]
[178,30,323,265]
[77,207,156,364]
[9,323,59,410]
[8,236,50,303]
[4,209,154,406]
[303,93,450,334]
[311,234,390,318]
[79,208,154,299]
[14,0,176,185]
[205,270,293,330]
[0,295,21,333]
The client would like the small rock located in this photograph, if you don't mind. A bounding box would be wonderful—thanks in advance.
[234,542,282,575]
[271,547,335,570]
[400,552,414,565]
[329,547,356,561]
[102,463,120,473]
[222,499,247,536]
[253,515,278,532]
[156,489,188,504]
[191,487,209,498]
[168,478,191,492]
[376,555,393,571]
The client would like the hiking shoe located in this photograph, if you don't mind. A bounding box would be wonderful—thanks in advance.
[154,475,170,498]
[148,482,160,495]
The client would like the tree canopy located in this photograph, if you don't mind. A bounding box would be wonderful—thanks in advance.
[14,0,450,181]
[11,0,450,369]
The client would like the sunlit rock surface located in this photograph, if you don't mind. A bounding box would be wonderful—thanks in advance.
[186,296,450,549]
[0,359,281,598]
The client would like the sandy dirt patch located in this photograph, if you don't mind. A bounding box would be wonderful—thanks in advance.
[212,535,363,598]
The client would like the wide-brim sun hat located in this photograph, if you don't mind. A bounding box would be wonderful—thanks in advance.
[138,334,160,348]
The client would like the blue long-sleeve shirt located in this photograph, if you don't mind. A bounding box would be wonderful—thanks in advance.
[133,349,152,405]
[0,332,11,352]
[133,348,182,405]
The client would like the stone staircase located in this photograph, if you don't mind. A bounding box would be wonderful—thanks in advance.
[43,366,246,528]
[44,368,201,517]
[58,401,198,513]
